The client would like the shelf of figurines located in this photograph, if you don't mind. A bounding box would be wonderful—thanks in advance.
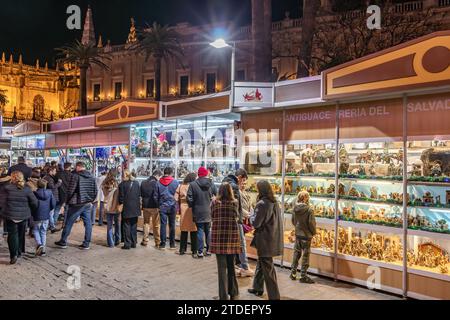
[284,200,450,237]
[284,227,450,277]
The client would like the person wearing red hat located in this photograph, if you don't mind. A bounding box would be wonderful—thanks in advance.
[187,167,217,258]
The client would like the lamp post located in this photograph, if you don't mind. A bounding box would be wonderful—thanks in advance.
[209,39,236,109]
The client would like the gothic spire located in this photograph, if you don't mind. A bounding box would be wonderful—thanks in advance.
[1,52,5,64]
[126,17,138,44]
[82,5,96,46]
[98,35,103,48]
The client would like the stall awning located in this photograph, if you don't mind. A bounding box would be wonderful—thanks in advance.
[13,120,42,137]
[322,30,450,100]
[161,92,231,119]
[95,99,159,127]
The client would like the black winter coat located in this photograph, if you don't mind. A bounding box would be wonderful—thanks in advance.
[56,170,72,204]
[222,175,243,224]
[141,176,159,209]
[187,177,217,224]
[66,170,97,206]
[119,180,141,219]
[3,184,39,221]
[43,174,62,204]
[250,197,284,258]
[0,177,10,217]
[8,163,32,181]
[33,189,56,221]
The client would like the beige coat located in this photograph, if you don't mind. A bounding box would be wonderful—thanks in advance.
[175,184,197,232]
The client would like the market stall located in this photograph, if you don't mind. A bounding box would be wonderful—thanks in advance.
[239,31,450,299]
[129,92,240,184]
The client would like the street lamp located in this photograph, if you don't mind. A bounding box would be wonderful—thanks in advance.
[209,39,236,108]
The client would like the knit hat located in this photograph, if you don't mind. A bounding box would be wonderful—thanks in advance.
[198,167,209,178]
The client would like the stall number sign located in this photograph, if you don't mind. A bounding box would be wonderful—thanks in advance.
[234,86,273,108]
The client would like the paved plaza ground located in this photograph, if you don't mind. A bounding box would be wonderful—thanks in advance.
[0,223,400,300]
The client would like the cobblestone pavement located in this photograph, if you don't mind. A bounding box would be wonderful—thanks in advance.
[0,223,400,300]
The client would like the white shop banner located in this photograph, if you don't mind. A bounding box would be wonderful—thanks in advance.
[234,83,273,108]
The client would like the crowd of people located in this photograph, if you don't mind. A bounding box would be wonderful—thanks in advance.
[0,156,317,300]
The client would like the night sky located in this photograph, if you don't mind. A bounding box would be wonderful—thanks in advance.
[0,0,301,67]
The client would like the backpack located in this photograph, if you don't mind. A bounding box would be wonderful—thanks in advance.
[157,182,176,209]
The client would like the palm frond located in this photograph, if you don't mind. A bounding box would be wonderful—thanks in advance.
[55,39,111,70]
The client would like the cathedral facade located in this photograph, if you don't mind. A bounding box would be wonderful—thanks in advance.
[0,54,79,124]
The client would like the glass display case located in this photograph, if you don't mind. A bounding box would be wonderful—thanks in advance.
[0,149,10,171]
[281,141,337,274]
[130,114,241,183]
[338,142,404,230]
[152,120,177,176]
[67,148,95,172]
[206,114,240,184]
[177,117,206,180]
[11,135,46,166]
[405,139,450,278]
[95,146,129,175]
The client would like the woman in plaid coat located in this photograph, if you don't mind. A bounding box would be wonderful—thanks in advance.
[210,182,241,300]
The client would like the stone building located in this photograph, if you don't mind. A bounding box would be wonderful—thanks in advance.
[0,54,79,125]
[86,0,450,113]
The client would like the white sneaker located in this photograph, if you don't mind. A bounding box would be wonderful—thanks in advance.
[239,268,255,277]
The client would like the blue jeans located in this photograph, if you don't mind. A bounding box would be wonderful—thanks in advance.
[92,202,105,226]
[196,222,211,255]
[106,213,121,247]
[49,205,62,230]
[160,207,176,247]
[60,204,93,247]
[33,220,49,248]
[238,224,249,270]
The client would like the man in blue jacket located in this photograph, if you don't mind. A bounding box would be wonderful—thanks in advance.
[154,167,179,250]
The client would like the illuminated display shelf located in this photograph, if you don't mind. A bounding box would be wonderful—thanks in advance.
[336,253,404,272]
[338,220,403,235]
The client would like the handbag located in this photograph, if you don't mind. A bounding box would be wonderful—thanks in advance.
[242,218,254,234]
[118,181,134,214]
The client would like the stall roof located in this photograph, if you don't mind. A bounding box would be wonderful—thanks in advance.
[43,115,96,134]
[322,30,450,100]
[95,99,159,127]
[13,120,42,137]
[161,91,231,120]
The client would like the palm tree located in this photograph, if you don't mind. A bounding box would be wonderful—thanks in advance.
[0,89,8,114]
[136,22,184,101]
[56,40,111,116]
[297,0,321,78]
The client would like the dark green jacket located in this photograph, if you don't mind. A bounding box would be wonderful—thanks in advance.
[292,203,317,240]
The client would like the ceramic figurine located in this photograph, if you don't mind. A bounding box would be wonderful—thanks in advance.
[370,187,378,200]
[349,187,360,198]
[327,184,335,194]
[423,192,434,205]
[338,183,346,197]
[411,163,422,177]
[339,161,349,175]
[430,161,443,177]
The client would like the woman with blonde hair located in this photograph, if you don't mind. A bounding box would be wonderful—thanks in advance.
[118,169,141,250]
[103,170,121,247]
[3,171,38,264]
[290,190,316,283]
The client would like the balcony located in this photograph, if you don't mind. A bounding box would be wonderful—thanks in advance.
[395,1,424,13]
